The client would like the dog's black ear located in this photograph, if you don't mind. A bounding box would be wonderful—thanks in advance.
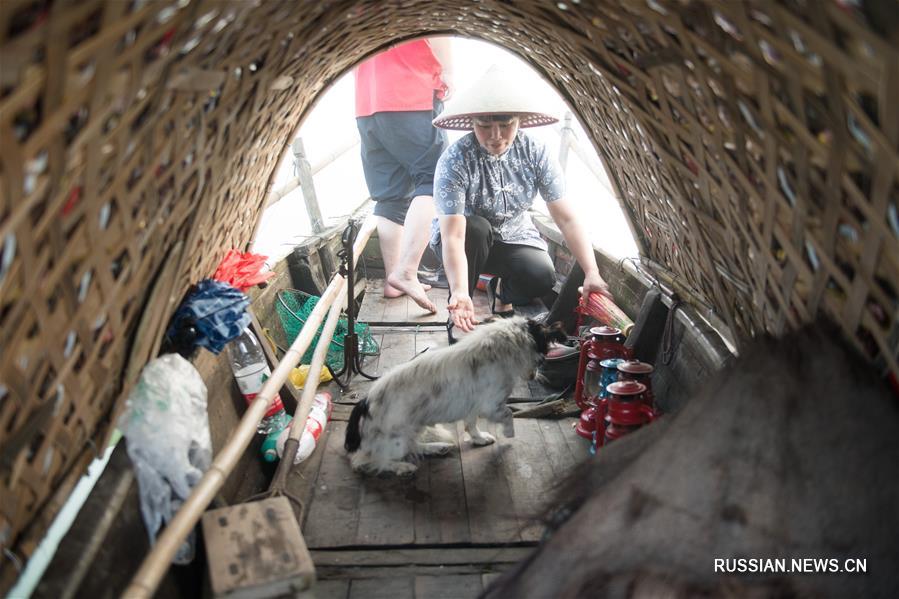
[527,319,568,354]
[344,398,370,452]
[546,321,568,344]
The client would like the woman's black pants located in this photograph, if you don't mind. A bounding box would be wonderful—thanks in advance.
[462,215,556,305]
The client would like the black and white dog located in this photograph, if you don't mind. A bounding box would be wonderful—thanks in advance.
[344,317,566,475]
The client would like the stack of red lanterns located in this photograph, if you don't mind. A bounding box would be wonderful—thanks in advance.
[572,292,659,451]
[573,327,660,449]
[574,326,630,440]
[593,359,658,451]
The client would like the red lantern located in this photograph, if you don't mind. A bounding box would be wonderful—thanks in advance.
[591,325,629,360]
[617,359,656,413]
[573,328,596,410]
[597,380,656,447]
[575,352,604,439]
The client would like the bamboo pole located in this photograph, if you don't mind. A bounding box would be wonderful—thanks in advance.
[293,138,325,234]
[270,278,347,488]
[265,135,360,210]
[122,216,376,599]
[290,293,344,441]
[558,112,573,173]
[552,113,614,195]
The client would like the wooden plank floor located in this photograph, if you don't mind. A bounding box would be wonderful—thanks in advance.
[356,279,544,326]
[357,279,452,325]
[286,280,586,598]
[292,418,588,598]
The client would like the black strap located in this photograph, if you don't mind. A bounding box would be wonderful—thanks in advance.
[662,294,682,365]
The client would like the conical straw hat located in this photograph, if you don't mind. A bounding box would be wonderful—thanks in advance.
[433,64,559,130]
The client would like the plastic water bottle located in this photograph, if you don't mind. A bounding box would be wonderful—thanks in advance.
[227,328,290,437]
[276,391,332,464]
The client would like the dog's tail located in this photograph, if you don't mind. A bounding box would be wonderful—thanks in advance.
[344,398,370,452]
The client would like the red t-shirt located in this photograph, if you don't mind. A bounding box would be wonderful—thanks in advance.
[354,39,446,117]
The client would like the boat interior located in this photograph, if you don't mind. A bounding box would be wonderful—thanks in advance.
[29,210,734,598]
[2,1,897,598]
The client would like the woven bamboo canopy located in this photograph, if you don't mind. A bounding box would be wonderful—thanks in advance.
[1,0,897,585]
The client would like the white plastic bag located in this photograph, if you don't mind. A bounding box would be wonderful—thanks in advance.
[120,353,211,564]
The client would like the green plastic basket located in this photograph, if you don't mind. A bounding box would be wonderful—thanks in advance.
[275,289,379,371]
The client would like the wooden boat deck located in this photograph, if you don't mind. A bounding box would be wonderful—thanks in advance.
[284,279,589,598]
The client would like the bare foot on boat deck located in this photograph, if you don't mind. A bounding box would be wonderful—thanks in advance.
[385,273,437,313]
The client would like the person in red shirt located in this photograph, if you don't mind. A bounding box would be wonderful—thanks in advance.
[355,38,452,312]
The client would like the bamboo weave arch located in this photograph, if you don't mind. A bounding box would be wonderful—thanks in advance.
[1,0,897,585]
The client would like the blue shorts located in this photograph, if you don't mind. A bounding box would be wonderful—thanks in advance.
[357,100,448,225]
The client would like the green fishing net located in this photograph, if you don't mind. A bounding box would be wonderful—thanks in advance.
[275,289,379,371]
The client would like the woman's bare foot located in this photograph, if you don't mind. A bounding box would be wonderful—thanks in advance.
[383,282,404,298]
[386,272,437,313]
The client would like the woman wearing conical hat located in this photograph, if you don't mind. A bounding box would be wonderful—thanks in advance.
[431,65,612,335]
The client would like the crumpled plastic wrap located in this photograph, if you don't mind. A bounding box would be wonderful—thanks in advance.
[120,353,212,564]
[288,363,333,388]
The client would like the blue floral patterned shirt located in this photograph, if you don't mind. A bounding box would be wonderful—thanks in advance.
[431,131,565,251]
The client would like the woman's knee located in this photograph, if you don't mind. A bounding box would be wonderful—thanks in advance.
[533,264,557,295]
[502,254,555,303]
[519,256,556,294]
[464,215,493,249]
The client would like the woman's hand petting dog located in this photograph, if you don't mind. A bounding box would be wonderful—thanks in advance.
[447,294,478,332]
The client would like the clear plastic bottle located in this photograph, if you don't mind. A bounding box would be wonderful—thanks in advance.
[227,328,289,436]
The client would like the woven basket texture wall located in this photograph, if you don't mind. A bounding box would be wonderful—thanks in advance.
[1,0,897,585]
